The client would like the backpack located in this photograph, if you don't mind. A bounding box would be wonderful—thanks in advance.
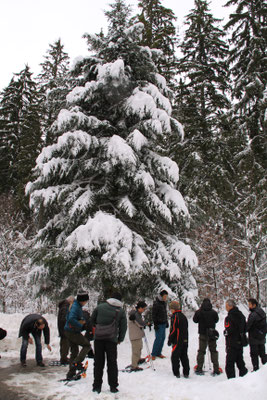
[94,309,119,340]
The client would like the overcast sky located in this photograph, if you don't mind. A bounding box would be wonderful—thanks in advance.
[0,0,232,91]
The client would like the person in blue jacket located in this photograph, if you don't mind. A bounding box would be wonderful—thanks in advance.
[64,291,91,380]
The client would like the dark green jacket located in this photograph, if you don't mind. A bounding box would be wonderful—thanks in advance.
[91,298,127,343]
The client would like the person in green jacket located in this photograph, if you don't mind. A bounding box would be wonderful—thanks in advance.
[91,292,127,394]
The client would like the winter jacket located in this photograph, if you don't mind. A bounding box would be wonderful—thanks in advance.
[0,328,7,340]
[57,299,71,337]
[168,311,188,347]
[64,299,85,333]
[83,310,94,341]
[152,296,168,326]
[193,299,219,335]
[224,307,246,349]
[18,314,50,344]
[128,309,146,341]
[246,306,266,345]
[91,298,127,343]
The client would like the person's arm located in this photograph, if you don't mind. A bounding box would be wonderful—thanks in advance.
[246,312,256,332]
[118,310,127,343]
[68,304,84,330]
[91,308,97,326]
[193,310,200,323]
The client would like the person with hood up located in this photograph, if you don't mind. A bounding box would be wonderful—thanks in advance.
[91,291,127,394]
[168,301,190,378]
[193,298,220,375]
[224,299,248,379]
[246,298,266,371]
[57,295,74,364]
[151,290,168,360]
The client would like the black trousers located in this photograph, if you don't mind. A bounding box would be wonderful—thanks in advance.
[225,346,248,379]
[93,340,118,389]
[171,343,190,377]
[250,343,266,370]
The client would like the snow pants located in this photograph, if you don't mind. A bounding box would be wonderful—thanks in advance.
[93,340,118,390]
[64,331,91,365]
[20,331,42,363]
[171,342,190,377]
[152,323,166,357]
[59,333,70,363]
[131,338,143,368]
[225,346,248,379]
[249,343,266,371]
[197,334,219,372]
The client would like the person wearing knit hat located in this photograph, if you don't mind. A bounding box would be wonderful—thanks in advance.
[64,291,90,380]
[168,301,190,378]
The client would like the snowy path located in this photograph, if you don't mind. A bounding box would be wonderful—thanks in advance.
[0,312,266,400]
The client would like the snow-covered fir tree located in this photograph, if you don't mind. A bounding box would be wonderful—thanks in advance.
[26,0,198,306]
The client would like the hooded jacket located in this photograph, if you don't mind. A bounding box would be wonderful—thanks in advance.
[224,306,246,349]
[152,296,168,326]
[193,299,219,335]
[91,298,127,343]
[246,306,266,345]
[18,314,50,344]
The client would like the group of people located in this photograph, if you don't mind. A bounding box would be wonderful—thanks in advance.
[0,290,266,394]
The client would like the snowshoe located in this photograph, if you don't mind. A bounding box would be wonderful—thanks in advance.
[194,365,205,375]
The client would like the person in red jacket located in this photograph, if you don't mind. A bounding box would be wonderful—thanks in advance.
[167,301,190,378]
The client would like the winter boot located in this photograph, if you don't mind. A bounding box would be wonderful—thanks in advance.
[66,363,77,380]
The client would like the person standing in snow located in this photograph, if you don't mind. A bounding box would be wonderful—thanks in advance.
[193,298,221,375]
[151,290,169,360]
[57,295,74,364]
[64,291,91,380]
[168,301,190,378]
[128,301,147,371]
[224,299,248,379]
[91,291,127,394]
[18,314,51,367]
[246,298,267,371]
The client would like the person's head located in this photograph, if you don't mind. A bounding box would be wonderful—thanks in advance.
[248,298,258,310]
[36,318,45,330]
[111,292,122,301]
[77,291,89,306]
[226,299,236,312]
[136,301,147,313]
[169,300,181,314]
[160,290,168,302]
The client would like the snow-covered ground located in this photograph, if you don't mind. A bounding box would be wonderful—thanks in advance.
[0,311,266,400]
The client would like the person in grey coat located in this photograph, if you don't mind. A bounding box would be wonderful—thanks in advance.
[246,298,267,371]
[128,301,147,371]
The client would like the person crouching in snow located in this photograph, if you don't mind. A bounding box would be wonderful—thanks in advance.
[128,301,147,371]
[168,301,190,378]
[18,314,51,367]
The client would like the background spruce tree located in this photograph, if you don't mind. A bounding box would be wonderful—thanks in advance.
[174,0,231,221]
[133,0,178,85]
[27,0,198,305]
[38,39,70,145]
[0,66,42,209]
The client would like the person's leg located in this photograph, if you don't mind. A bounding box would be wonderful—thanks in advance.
[71,334,91,364]
[93,340,105,390]
[158,324,166,356]
[20,338,28,363]
[208,339,219,372]
[171,344,181,377]
[258,344,266,365]
[64,331,79,365]
[225,347,236,379]
[250,344,259,371]
[196,335,208,371]
[60,334,70,363]
[131,339,142,368]
[236,347,248,376]
[32,332,42,363]
[106,341,118,390]
[151,326,161,357]
[180,343,190,377]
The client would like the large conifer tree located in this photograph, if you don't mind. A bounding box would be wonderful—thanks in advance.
[27,0,198,305]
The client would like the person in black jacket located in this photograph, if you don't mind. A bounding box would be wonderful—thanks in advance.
[151,290,168,360]
[193,298,220,375]
[57,296,74,364]
[168,301,190,378]
[18,314,51,367]
[246,298,266,371]
[224,299,248,379]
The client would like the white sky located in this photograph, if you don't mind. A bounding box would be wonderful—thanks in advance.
[0,0,232,91]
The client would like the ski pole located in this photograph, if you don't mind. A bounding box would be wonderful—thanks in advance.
[143,332,155,371]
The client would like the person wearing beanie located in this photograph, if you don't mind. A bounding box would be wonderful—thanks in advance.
[128,301,147,372]
[168,301,190,378]
[151,290,169,360]
[193,298,221,375]
[91,291,127,394]
[64,291,90,380]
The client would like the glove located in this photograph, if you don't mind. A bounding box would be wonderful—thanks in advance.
[166,322,169,328]
[129,314,136,321]
[223,329,228,337]
[154,324,159,331]
[167,339,172,347]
